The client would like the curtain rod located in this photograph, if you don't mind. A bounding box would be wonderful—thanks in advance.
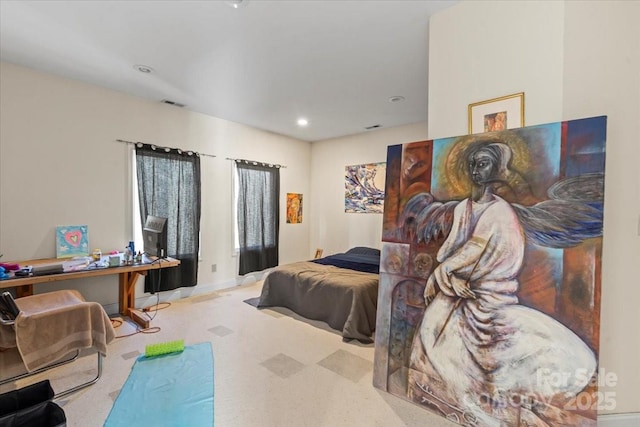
[226,157,287,168]
[115,139,217,158]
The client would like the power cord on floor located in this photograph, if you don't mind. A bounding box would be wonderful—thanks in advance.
[138,295,171,326]
[115,326,161,338]
[142,301,171,312]
[110,317,161,338]
[109,285,170,338]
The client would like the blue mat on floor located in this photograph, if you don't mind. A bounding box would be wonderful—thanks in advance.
[104,342,214,427]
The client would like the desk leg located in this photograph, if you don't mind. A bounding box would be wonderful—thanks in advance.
[119,271,147,316]
[15,284,34,298]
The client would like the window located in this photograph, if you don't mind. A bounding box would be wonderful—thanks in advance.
[234,160,280,275]
[134,144,201,292]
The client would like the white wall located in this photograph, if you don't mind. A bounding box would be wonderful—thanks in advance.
[562,0,640,419]
[0,61,311,308]
[309,122,428,256]
[428,0,565,138]
[428,0,639,417]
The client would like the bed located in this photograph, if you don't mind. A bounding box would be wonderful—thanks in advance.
[257,247,380,343]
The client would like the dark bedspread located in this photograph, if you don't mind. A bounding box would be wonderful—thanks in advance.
[311,253,380,274]
[257,249,380,343]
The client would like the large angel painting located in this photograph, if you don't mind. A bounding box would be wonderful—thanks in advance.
[374,116,606,427]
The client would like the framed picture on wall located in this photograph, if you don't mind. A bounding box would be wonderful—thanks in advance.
[286,193,303,224]
[468,92,525,134]
[345,162,386,213]
[55,225,89,258]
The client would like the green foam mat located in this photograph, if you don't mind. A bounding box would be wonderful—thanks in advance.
[145,339,184,357]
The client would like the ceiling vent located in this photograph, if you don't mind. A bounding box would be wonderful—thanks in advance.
[365,124,382,130]
[161,99,186,108]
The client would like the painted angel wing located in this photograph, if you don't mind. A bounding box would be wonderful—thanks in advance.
[399,193,457,244]
[512,173,604,248]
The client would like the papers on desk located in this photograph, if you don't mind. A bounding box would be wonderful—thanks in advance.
[14,257,94,276]
[62,257,92,272]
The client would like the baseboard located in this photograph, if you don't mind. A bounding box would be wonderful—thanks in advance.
[103,273,266,316]
[598,412,640,426]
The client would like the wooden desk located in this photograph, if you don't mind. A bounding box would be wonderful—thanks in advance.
[0,257,180,316]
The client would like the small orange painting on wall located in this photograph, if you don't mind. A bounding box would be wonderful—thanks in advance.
[286,193,303,224]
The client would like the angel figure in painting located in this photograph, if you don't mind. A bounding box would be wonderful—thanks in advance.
[402,140,602,426]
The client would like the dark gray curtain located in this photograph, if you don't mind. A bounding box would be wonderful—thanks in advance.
[136,144,201,292]
[236,161,280,275]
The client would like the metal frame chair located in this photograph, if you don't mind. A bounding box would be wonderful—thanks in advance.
[0,296,104,399]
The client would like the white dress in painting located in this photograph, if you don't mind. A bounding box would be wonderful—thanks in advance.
[407,195,597,426]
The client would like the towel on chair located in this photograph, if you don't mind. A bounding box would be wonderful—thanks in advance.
[0,290,116,372]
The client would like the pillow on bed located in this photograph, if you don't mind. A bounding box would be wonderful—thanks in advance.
[345,247,380,257]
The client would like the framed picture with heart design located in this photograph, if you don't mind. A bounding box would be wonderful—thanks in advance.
[56,225,89,258]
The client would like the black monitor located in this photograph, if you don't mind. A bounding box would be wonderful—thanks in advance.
[143,215,168,258]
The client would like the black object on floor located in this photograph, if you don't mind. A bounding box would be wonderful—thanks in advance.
[243,297,261,308]
[0,380,66,427]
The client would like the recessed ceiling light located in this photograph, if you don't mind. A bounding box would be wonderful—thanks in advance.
[134,64,154,74]
[297,118,309,127]
[389,96,405,103]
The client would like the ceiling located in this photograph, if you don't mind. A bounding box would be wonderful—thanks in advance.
[0,0,458,142]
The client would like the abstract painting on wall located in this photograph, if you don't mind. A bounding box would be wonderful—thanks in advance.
[345,162,386,213]
[286,193,303,224]
[374,116,606,426]
[56,225,89,258]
